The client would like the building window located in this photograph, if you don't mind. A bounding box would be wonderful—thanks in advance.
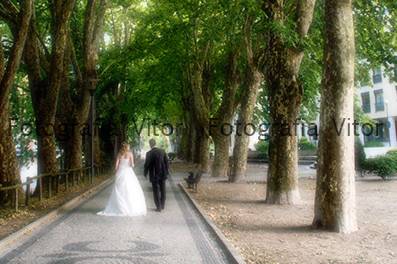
[374,89,384,111]
[373,67,382,84]
[361,92,371,113]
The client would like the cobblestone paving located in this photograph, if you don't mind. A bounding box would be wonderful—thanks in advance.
[0,168,231,264]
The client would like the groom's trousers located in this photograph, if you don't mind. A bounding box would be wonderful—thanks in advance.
[152,180,166,210]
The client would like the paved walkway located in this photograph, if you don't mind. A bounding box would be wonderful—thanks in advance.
[1,168,232,264]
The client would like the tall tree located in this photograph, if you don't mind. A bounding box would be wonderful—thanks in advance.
[230,15,263,182]
[180,1,223,172]
[22,0,76,177]
[189,48,212,172]
[57,0,107,170]
[312,0,357,233]
[0,0,33,200]
[211,48,240,177]
[262,0,316,204]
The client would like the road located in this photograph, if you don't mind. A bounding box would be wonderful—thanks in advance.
[1,168,233,264]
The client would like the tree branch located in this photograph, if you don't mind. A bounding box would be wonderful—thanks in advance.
[0,8,17,27]
[83,0,97,56]
[34,27,51,58]
[296,0,316,38]
[68,34,82,83]
[244,15,254,67]
[0,42,4,81]
[0,0,33,111]
[92,0,107,47]
[0,0,19,20]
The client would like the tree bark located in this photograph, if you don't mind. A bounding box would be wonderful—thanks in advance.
[262,0,316,205]
[312,0,357,233]
[211,132,230,177]
[194,126,210,171]
[0,102,21,203]
[178,124,190,160]
[189,55,212,172]
[211,50,240,177]
[57,0,106,170]
[56,39,84,170]
[230,16,263,182]
[0,0,33,202]
[0,0,33,110]
[23,0,76,183]
[93,128,102,166]
[180,118,195,162]
[266,111,300,204]
[230,69,262,182]
[179,80,195,162]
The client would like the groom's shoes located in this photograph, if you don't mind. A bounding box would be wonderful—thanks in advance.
[155,208,162,212]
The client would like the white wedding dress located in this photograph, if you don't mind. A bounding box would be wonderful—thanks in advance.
[98,158,147,216]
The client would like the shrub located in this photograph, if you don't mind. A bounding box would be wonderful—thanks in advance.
[298,137,317,151]
[355,138,366,170]
[386,149,397,157]
[364,140,384,148]
[255,141,269,159]
[362,151,397,180]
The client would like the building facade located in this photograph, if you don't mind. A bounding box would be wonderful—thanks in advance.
[357,67,397,147]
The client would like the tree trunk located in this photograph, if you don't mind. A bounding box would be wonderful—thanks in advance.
[190,121,198,163]
[189,43,212,172]
[312,0,357,234]
[230,15,263,182]
[211,130,230,177]
[195,127,210,172]
[65,124,84,169]
[97,118,115,165]
[0,0,33,202]
[266,113,300,204]
[178,90,194,161]
[56,44,82,170]
[35,115,59,175]
[94,128,102,166]
[26,0,75,177]
[265,71,302,204]
[0,103,20,203]
[179,119,194,162]
[190,99,210,172]
[262,0,316,205]
[178,124,190,160]
[211,50,240,177]
[57,0,106,170]
[230,69,262,182]
[58,88,89,170]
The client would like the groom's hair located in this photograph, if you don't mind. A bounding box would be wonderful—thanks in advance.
[149,139,156,148]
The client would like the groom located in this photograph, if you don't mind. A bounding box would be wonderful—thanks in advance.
[144,139,169,212]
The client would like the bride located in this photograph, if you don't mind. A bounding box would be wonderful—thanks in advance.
[98,142,147,216]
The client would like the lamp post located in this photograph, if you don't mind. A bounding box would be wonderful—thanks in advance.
[88,80,97,183]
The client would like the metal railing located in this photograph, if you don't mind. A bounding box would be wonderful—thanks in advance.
[0,165,108,211]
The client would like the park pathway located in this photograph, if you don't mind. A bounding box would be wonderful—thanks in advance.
[0,167,232,264]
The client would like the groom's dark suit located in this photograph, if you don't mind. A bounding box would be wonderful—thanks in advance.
[144,147,169,210]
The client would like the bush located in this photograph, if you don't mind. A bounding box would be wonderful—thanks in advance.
[364,140,384,148]
[298,137,317,151]
[355,138,366,170]
[255,141,269,159]
[362,151,397,180]
[386,149,397,157]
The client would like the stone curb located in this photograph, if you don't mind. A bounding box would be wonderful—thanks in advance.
[179,183,246,264]
[0,176,114,256]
